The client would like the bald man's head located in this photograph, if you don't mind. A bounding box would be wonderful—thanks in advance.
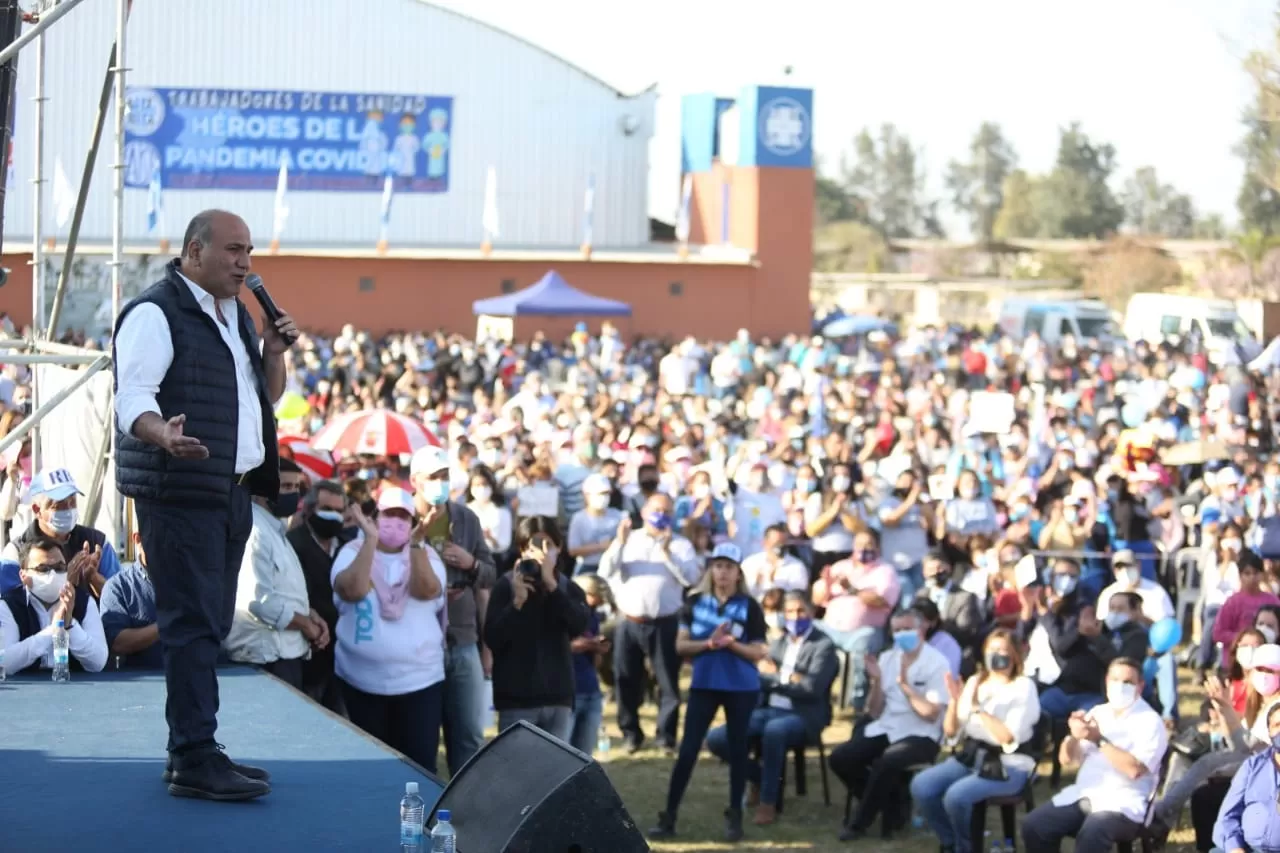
[180,209,252,299]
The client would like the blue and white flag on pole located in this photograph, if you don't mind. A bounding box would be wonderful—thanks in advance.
[52,157,74,231]
[146,165,163,237]
[271,156,289,247]
[675,173,692,245]
[377,172,394,250]
[720,177,731,245]
[581,172,596,251]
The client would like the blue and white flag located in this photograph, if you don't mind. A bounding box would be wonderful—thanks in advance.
[377,172,394,249]
[720,178,731,245]
[146,165,163,237]
[52,157,74,231]
[675,173,692,245]
[271,157,289,246]
[582,172,596,250]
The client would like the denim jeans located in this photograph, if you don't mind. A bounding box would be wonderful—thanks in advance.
[910,757,1030,853]
[707,706,808,805]
[498,705,574,744]
[1037,686,1103,719]
[896,562,924,611]
[569,691,604,755]
[813,622,883,711]
[442,643,487,776]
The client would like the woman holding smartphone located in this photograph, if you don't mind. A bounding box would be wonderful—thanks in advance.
[484,516,590,742]
[649,542,769,844]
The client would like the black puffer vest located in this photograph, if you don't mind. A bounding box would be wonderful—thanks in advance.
[112,259,279,508]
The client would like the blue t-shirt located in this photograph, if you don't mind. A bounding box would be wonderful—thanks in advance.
[98,562,162,669]
[572,610,602,696]
[680,592,766,693]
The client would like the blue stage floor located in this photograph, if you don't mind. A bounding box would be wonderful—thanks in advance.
[0,668,445,853]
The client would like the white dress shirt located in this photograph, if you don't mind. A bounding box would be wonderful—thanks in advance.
[0,587,108,673]
[768,629,811,710]
[223,503,311,665]
[865,642,950,743]
[598,530,701,619]
[741,551,809,599]
[114,270,267,475]
[1051,697,1168,823]
[955,674,1042,772]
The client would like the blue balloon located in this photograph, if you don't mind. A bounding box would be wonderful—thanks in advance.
[1149,618,1183,655]
[1142,656,1159,684]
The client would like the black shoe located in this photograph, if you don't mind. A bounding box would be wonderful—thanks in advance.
[625,736,645,755]
[167,752,271,802]
[660,743,677,758]
[724,808,744,843]
[1147,815,1171,850]
[647,811,676,839]
[163,746,271,783]
[838,824,865,842]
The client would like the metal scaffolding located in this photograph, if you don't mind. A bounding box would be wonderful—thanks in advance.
[5,0,130,553]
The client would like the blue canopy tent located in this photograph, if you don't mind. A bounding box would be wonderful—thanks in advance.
[472,270,632,341]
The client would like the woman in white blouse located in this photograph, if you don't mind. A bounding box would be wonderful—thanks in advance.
[330,486,447,774]
[466,464,513,571]
[909,629,1040,853]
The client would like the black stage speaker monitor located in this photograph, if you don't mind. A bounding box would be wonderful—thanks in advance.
[429,720,649,853]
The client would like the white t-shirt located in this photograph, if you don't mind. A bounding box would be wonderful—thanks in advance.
[956,675,1041,772]
[865,643,950,744]
[1052,698,1168,823]
[740,551,809,599]
[330,539,448,696]
[1096,578,1175,624]
[803,492,856,554]
[878,496,930,573]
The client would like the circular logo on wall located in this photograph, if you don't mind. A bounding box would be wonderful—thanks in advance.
[758,97,810,158]
[124,88,166,137]
[123,141,161,188]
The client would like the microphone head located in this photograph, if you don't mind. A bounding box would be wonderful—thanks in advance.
[245,274,264,292]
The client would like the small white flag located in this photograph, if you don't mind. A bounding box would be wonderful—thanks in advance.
[52,157,74,230]
[377,173,394,250]
[271,156,289,244]
[582,172,596,250]
[482,166,500,242]
[675,174,693,244]
[146,166,164,237]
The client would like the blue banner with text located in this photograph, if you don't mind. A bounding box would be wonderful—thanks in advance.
[123,87,454,193]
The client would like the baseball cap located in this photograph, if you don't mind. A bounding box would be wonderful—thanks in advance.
[376,486,415,514]
[27,468,81,502]
[1112,549,1137,568]
[709,542,743,565]
[582,473,611,495]
[410,445,449,478]
[1252,644,1280,671]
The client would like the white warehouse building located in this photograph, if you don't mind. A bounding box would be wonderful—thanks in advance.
[3,0,656,250]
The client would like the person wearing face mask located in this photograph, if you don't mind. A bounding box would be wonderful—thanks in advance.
[879,470,930,606]
[1200,518,1246,672]
[729,460,786,561]
[673,469,728,541]
[803,463,862,584]
[553,425,598,524]
[1097,550,1179,722]
[917,552,981,676]
[1091,593,1150,671]
[286,478,353,714]
[568,474,623,575]
[740,524,808,599]
[1214,550,1280,672]
[224,459,328,690]
[1020,560,1108,723]
[1212,702,1280,853]
[1021,658,1167,853]
[598,493,702,754]
[1201,466,1248,527]
[830,608,950,841]
[0,536,108,674]
[910,630,1040,853]
[939,469,999,545]
[0,468,121,598]
[1254,605,1280,648]
[408,445,497,776]
[703,591,839,828]
[465,465,513,574]
[331,486,446,774]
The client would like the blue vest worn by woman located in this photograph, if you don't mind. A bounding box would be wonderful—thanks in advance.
[0,584,90,673]
[686,592,762,693]
[111,260,280,508]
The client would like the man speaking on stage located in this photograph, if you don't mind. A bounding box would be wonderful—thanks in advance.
[113,209,297,802]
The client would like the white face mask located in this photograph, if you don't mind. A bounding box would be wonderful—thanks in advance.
[959,485,978,500]
[831,476,851,493]
[1107,680,1138,710]
[28,569,67,605]
[471,485,492,504]
[1120,567,1141,589]
[1259,626,1279,645]
[587,493,611,511]
[692,483,711,499]
[1104,612,1130,631]
[1221,538,1242,553]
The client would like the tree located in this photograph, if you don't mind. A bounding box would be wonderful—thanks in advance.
[1236,12,1280,234]
[946,122,1018,243]
[992,169,1043,239]
[1120,166,1196,237]
[1193,213,1228,239]
[839,124,941,238]
[1081,237,1183,310]
[814,155,859,225]
[1035,123,1124,238]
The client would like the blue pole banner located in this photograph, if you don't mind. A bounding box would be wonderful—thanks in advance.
[122,88,454,193]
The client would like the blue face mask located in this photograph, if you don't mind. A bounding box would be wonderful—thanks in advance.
[786,617,812,636]
[1271,731,1280,752]
[645,511,672,532]
[420,479,449,506]
[1052,574,1078,597]
[893,630,920,653]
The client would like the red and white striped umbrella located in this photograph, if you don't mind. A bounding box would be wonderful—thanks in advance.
[310,409,442,458]
[279,441,337,481]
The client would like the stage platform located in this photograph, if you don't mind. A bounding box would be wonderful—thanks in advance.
[0,668,446,853]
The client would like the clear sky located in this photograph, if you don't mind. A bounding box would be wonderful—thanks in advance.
[433,0,1275,235]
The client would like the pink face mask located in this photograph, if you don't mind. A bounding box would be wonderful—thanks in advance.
[377,516,412,550]
[1251,670,1280,697]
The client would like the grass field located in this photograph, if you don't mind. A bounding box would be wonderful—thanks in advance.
[575,673,1208,853]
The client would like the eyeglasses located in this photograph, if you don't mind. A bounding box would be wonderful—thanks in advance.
[26,562,65,575]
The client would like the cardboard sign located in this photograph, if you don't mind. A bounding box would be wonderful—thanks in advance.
[967,391,1016,435]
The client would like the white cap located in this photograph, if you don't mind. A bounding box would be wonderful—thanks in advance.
[26,468,81,502]
[410,445,450,478]
[405,782,418,795]
[709,542,743,565]
[582,473,611,495]
[377,486,416,514]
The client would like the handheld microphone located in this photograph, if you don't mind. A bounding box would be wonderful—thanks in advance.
[245,274,299,346]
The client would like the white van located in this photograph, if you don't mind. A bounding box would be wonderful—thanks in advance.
[997,298,1118,345]
[1123,294,1259,363]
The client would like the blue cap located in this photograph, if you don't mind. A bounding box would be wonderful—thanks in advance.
[437,809,450,822]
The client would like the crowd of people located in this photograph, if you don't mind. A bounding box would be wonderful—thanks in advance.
[3,314,1280,850]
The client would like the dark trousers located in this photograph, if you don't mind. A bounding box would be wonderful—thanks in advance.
[1190,777,1230,852]
[136,488,252,755]
[830,721,939,831]
[261,657,304,691]
[342,679,444,776]
[1021,799,1143,853]
[613,614,681,748]
[302,647,347,717]
[664,688,756,816]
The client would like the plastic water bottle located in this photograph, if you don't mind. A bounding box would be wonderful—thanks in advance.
[596,725,610,757]
[430,809,456,853]
[51,619,69,683]
[399,781,424,851]
[1004,836,1016,853]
